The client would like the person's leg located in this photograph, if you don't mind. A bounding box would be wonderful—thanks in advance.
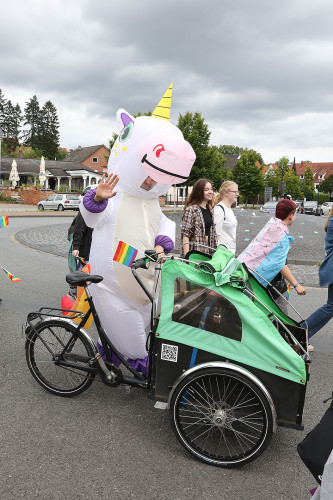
[274,293,289,316]
[304,283,333,339]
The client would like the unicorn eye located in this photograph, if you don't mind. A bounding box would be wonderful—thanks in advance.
[119,123,133,142]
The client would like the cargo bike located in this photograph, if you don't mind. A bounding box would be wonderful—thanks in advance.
[24,246,311,467]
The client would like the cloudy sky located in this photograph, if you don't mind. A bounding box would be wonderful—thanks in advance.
[2,0,333,164]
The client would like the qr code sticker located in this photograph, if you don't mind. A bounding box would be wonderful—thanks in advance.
[161,343,178,362]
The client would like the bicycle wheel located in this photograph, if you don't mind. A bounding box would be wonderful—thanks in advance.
[26,319,95,397]
[169,367,274,467]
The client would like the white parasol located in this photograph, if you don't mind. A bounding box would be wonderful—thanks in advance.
[39,156,46,187]
[9,159,20,188]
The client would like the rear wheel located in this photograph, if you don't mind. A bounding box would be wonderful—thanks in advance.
[38,204,44,211]
[58,204,64,211]
[25,319,95,397]
[169,367,274,467]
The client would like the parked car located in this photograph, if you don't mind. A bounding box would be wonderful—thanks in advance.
[304,201,322,216]
[37,194,80,211]
[260,201,278,212]
[321,201,333,215]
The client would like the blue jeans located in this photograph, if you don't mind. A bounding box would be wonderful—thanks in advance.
[303,283,333,339]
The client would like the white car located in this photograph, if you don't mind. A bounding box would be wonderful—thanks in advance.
[37,194,80,211]
[321,202,333,215]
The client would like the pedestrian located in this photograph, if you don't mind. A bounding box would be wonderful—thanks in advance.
[213,180,238,255]
[301,206,333,351]
[181,178,218,258]
[239,199,306,315]
[67,212,93,298]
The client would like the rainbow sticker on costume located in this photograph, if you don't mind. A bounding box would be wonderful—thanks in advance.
[0,216,9,228]
[1,266,22,282]
[113,241,138,267]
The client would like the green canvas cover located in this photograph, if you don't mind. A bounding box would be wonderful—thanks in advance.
[157,254,306,385]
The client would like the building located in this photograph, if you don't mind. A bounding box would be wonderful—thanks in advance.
[0,145,108,191]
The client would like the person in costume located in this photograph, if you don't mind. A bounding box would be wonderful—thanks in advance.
[238,199,306,314]
[80,84,195,375]
[181,178,217,258]
[213,180,238,255]
[300,205,333,351]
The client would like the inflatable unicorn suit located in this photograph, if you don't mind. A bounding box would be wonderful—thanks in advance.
[80,84,195,375]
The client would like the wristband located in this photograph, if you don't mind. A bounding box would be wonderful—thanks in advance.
[293,282,299,289]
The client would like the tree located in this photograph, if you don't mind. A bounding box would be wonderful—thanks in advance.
[292,157,297,176]
[23,95,42,150]
[264,165,278,198]
[218,145,246,155]
[303,166,315,200]
[318,174,333,197]
[177,111,226,187]
[231,149,265,205]
[283,171,303,200]
[39,100,60,159]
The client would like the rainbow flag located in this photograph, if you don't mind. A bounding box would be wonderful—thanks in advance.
[0,215,9,229]
[77,256,88,266]
[1,266,22,282]
[113,240,138,267]
[286,283,291,301]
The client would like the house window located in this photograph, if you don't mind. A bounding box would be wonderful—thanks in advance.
[92,157,98,163]
[178,187,186,198]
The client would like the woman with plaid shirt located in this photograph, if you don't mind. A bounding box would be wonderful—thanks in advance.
[181,178,218,258]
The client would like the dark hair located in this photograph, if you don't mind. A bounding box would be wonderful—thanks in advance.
[185,178,213,210]
[275,199,297,221]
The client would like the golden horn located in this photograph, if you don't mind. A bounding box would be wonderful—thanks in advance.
[152,83,173,121]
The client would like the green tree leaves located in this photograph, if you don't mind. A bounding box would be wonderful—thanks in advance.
[231,150,265,205]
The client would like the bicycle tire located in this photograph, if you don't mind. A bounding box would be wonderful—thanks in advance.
[25,319,95,397]
[169,367,274,467]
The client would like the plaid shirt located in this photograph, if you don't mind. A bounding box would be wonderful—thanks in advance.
[181,204,218,257]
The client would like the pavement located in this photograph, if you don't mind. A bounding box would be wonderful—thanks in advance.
[1,202,325,288]
[1,216,332,499]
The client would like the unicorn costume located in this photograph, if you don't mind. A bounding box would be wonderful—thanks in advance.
[80,84,195,369]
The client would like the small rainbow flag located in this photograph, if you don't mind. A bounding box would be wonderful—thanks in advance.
[0,215,9,229]
[113,240,138,267]
[77,256,88,266]
[1,266,22,282]
[286,284,291,301]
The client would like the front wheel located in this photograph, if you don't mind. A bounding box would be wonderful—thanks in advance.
[169,367,274,467]
[38,204,44,211]
[25,319,95,397]
[58,204,64,211]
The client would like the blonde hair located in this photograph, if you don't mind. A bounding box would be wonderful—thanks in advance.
[324,205,333,232]
[213,181,237,207]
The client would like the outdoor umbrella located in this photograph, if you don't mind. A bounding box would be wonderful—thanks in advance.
[9,159,20,188]
[39,156,46,187]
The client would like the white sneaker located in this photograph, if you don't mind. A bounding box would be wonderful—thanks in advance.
[308,344,314,352]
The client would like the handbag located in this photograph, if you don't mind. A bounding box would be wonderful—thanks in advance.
[297,395,333,484]
[269,272,288,299]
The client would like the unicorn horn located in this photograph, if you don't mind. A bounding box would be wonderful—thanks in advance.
[152,83,173,121]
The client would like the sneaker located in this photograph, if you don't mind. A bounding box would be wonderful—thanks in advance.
[308,344,314,352]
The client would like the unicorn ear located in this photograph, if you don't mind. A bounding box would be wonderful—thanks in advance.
[116,109,134,130]
[152,83,173,121]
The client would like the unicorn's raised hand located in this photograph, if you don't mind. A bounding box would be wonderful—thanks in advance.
[94,173,119,203]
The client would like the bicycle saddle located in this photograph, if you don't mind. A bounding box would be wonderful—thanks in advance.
[66,271,103,287]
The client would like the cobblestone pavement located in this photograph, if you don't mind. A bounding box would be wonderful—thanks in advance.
[14,209,324,287]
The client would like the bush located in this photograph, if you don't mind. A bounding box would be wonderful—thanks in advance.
[0,192,17,203]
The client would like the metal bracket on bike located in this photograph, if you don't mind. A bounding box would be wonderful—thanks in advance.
[95,353,117,382]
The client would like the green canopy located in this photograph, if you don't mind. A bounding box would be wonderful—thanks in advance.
[157,251,306,386]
